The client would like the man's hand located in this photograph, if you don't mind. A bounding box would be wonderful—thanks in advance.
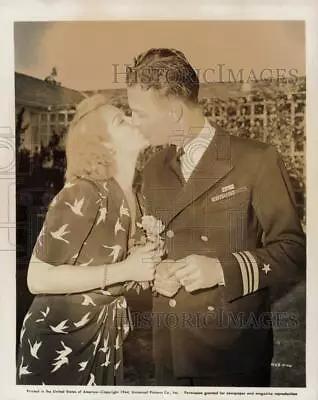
[168,255,225,292]
[154,260,185,297]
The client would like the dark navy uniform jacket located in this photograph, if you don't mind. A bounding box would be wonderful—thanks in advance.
[138,125,306,378]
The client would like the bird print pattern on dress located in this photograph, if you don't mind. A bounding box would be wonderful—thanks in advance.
[65,197,85,216]
[50,224,71,244]
[17,178,133,385]
[51,341,72,373]
[102,244,123,263]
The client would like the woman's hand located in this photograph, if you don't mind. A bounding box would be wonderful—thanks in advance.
[153,259,183,297]
[123,242,161,282]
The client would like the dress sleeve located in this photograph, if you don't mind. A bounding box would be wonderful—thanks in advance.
[34,179,101,266]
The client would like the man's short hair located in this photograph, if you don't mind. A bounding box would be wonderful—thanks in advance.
[126,48,200,105]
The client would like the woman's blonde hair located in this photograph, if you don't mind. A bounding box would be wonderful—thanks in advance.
[65,94,116,182]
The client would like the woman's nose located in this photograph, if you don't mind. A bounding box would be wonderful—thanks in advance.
[124,116,132,124]
[131,113,142,128]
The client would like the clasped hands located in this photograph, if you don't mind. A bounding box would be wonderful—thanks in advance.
[153,255,225,298]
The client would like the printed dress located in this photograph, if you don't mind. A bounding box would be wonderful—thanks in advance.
[17,177,135,385]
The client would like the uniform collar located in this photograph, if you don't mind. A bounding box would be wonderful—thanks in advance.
[177,118,215,155]
[156,125,234,227]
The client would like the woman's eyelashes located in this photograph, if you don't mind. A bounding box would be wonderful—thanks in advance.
[113,115,122,125]
[111,113,134,132]
[111,113,122,126]
[116,115,130,126]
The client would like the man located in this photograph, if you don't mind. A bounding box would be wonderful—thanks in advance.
[126,48,306,386]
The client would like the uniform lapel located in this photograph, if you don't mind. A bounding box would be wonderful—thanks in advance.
[161,126,234,227]
[168,146,186,186]
[156,145,185,216]
[138,145,183,222]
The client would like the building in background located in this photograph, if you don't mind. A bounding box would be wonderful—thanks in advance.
[15,72,84,152]
[15,73,85,265]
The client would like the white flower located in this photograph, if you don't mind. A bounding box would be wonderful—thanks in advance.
[137,215,165,237]
[131,215,166,294]
[136,215,166,258]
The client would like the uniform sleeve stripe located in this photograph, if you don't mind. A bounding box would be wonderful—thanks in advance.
[239,251,253,294]
[233,252,249,295]
[244,251,259,292]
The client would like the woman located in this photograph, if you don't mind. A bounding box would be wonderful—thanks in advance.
[17,94,160,386]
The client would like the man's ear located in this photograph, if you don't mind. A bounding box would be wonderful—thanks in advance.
[169,102,183,123]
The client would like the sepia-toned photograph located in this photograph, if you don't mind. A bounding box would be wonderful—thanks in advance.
[14,20,306,389]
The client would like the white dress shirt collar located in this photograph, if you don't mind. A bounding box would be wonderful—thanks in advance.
[179,118,215,182]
